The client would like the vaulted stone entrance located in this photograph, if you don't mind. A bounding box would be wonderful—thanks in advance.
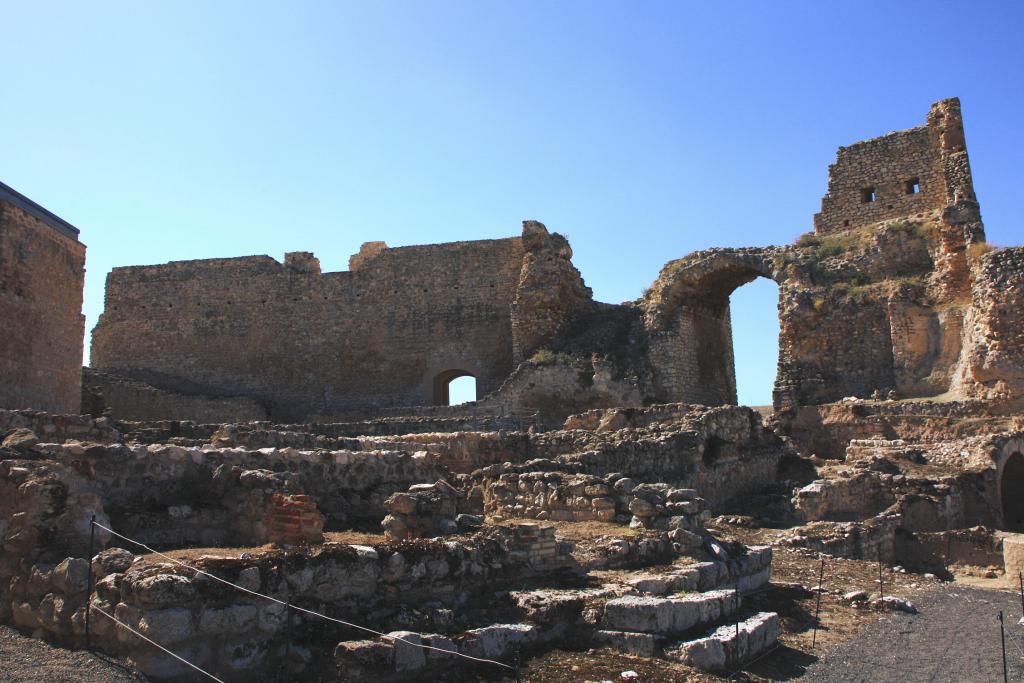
[1001,452,1024,532]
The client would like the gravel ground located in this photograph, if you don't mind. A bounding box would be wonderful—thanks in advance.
[803,586,1024,682]
[0,626,148,682]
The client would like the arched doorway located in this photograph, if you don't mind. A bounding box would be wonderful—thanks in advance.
[731,277,780,408]
[642,249,783,408]
[433,370,477,406]
[1002,452,1024,531]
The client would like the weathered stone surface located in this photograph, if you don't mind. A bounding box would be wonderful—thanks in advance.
[198,604,258,633]
[51,557,89,595]
[671,611,781,671]
[126,573,196,608]
[92,548,135,579]
[0,183,86,415]
[334,639,393,672]
[388,631,427,671]
[594,630,660,657]
[2,429,39,450]
[602,591,739,635]
[460,623,537,660]
[138,607,193,644]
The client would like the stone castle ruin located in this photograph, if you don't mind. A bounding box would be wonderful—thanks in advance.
[88,98,1018,424]
[2,98,1024,681]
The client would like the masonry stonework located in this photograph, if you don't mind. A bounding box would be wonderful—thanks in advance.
[92,223,590,421]
[85,98,1022,425]
[0,182,86,414]
[813,98,975,235]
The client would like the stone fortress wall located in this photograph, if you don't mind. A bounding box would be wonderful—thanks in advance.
[641,98,1002,410]
[0,182,86,414]
[92,224,591,422]
[90,98,1017,422]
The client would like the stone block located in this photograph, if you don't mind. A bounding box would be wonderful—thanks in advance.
[138,607,193,644]
[602,591,738,636]
[388,631,427,671]
[1003,533,1024,579]
[51,558,89,595]
[128,573,196,607]
[594,630,660,657]
[461,623,537,660]
[92,548,135,579]
[199,604,258,633]
[335,639,393,673]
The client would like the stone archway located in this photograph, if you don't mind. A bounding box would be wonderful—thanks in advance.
[1001,452,1024,531]
[432,369,477,406]
[640,248,785,407]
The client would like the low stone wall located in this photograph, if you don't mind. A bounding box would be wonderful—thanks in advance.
[6,525,577,681]
[478,472,708,541]
[785,515,901,562]
[772,400,1024,459]
[82,368,268,423]
[895,526,1004,571]
[0,409,120,445]
[562,403,721,431]
[5,440,448,550]
[793,472,897,522]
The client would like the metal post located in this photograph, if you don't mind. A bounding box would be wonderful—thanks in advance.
[812,557,825,648]
[878,549,884,601]
[999,610,1008,683]
[1019,571,1023,619]
[85,515,95,650]
[735,581,741,640]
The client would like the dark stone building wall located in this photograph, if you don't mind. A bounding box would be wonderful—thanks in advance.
[0,183,86,414]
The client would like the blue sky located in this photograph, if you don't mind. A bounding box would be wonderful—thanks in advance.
[3,1,1022,406]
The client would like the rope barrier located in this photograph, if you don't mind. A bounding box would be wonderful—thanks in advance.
[91,606,225,683]
[92,520,516,672]
[1003,623,1024,661]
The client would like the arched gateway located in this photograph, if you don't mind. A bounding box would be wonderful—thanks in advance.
[1001,451,1024,532]
[641,248,786,407]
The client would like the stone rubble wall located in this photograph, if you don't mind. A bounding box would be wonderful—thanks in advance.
[4,526,577,681]
[955,246,1024,402]
[91,222,603,423]
[813,99,966,235]
[7,440,448,546]
[793,472,897,522]
[92,237,528,422]
[478,472,709,546]
[785,515,901,562]
[771,400,1024,459]
[0,409,120,445]
[82,368,268,423]
[510,220,594,364]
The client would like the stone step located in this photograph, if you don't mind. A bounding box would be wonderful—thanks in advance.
[626,546,772,596]
[667,611,781,671]
[335,623,539,677]
[601,589,739,636]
